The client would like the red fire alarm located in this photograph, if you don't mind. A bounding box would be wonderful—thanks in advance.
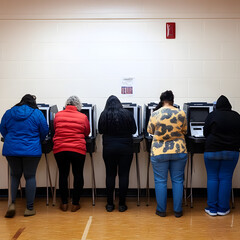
[166,22,176,39]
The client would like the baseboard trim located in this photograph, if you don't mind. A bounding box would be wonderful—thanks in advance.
[1,187,240,198]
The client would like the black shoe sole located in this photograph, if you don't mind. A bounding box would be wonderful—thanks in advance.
[156,211,166,217]
[5,210,16,218]
[119,205,128,212]
[174,211,183,218]
[106,205,115,212]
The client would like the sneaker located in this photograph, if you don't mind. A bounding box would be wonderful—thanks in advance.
[71,204,80,212]
[5,203,16,218]
[105,204,115,212]
[119,205,128,212]
[217,209,230,216]
[24,208,36,217]
[174,211,183,218]
[156,210,166,217]
[205,208,217,216]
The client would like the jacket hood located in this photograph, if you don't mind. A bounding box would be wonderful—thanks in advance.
[216,95,232,110]
[104,95,123,110]
[11,105,35,121]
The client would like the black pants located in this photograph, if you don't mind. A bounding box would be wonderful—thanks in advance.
[54,151,85,205]
[103,152,133,206]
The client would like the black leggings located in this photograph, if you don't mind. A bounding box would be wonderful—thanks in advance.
[103,152,133,205]
[54,151,85,205]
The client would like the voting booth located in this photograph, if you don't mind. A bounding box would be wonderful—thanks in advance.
[122,102,143,206]
[183,102,213,208]
[82,103,97,205]
[37,103,58,205]
[82,103,97,204]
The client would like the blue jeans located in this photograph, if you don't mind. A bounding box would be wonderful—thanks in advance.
[204,151,239,213]
[151,153,187,213]
[6,156,40,210]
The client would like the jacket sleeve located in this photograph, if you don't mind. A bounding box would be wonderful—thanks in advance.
[147,115,155,135]
[0,112,8,138]
[84,116,91,137]
[37,110,49,141]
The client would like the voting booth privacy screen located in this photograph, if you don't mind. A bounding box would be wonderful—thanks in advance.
[122,103,142,138]
[81,103,97,138]
[37,104,58,139]
[183,102,213,138]
[37,103,58,153]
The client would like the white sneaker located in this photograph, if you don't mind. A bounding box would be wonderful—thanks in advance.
[205,208,217,216]
[217,209,230,216]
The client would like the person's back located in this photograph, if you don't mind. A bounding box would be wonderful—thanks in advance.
[1,104,48,157]
[53,105,90,155]
[204,95,240,152]
[147,106,187,156]
[98,96,136,154]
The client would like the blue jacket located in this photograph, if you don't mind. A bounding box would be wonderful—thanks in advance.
[0,105,49,157]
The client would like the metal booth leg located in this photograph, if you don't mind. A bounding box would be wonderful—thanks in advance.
[90,152,96,206]
[184,153,190,206]
[8,165,12,206]
[52,160,73,206]
[146,153,150,206]
[45,153,54,206]
[53,168,58,206]
[135,152,141,206]
[232,188,235,209]
[190,153,194,208]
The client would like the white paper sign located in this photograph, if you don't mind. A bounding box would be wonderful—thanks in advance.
[121,77,134,95]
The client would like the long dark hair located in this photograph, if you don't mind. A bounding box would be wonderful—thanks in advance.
[104,95,123,111]
[99,95,131,133]
[15,94,38,109]
[154,90,174,111]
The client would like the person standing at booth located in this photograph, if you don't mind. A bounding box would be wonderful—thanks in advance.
[98,95,136,212]
[147,90,187,218]
[0,94,49,218]
[53,96,90,212]
[204,95,240,216]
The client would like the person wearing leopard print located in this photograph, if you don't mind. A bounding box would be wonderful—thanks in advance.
[147,90,187,218]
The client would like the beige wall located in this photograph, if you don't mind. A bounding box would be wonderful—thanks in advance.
[0,0,240,189]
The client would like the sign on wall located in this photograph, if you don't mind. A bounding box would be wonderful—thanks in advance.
[121,77,134,95]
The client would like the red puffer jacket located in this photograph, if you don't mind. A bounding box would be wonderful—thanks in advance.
[53,105,90,155]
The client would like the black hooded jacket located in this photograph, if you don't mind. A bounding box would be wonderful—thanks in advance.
[98,96,137,154]
[204,95,240,152]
